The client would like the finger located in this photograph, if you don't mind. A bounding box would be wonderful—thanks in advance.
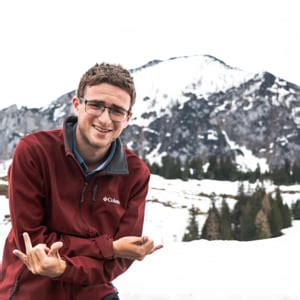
[30,244,48,261]
[130,236,145,246]
[141,236,149,244]
[142,239,154,252]
[48,242,63,258]
[149,244,164,254]
[13,249,28,262]
[23,232,33,254]
[24,244,48,273]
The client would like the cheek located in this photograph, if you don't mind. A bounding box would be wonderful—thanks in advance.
[78,113,92,126]
[114,123,126,134]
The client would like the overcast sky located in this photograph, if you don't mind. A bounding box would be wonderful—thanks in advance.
[0,0,299,109]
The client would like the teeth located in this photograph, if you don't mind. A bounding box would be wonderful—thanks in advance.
[94,125,111,132]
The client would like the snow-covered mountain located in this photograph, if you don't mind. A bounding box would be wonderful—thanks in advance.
[129,55,253,126]
[1,55,300,170]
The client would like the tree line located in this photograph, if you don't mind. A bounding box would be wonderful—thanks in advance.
[146,155,300,185]
[182,186,295,242]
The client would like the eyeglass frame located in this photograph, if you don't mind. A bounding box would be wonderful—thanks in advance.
[79,97,131,122]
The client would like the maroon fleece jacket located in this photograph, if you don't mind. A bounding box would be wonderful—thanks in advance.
[0,117,150,300]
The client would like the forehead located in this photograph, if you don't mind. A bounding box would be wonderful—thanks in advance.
[84,83,131,104]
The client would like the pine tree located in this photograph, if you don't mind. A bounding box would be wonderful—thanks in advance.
[268,198,283,237]
[255,209,272,239]
[190,155,203,179]
[181,159,190,181]
[174,157,182,179]
[201,198,221,240]
[206,155,218,179]
[292,199,300,220]
[274,187,291,228]
[232,182,248,240]
[291,163,300,184]
[223,156,238,181]
[182,205,200,241]
[160,155,181,179]
[219,198,233,240]
[254,164,261,182]
[261,193,271,215]
[148,162,161,175]
[240,201,256,241]
[282,204,292,228]
[271,159,292,185]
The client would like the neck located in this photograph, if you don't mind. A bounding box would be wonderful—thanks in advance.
[78,143,110,170]
[74,130,111,170]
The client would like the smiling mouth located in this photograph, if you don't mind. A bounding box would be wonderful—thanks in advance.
[93,125,113,133]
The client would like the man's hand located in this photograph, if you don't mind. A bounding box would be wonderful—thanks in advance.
[13,232,66,278]
[113,236,163,261]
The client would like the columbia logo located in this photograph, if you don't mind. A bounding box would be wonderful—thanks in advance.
[103,196,120,205]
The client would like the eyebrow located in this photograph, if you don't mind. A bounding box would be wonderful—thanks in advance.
[87,99,128,112]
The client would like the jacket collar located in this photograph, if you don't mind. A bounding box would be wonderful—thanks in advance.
[63,116,129,175]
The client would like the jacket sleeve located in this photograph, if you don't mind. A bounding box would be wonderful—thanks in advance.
[9,138,150,285]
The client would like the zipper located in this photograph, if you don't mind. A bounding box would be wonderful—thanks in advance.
[92,184,98,202]
[8,267,26,300]
[80,182,88,204]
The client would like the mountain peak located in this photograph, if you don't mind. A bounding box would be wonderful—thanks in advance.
[131,54,253,126]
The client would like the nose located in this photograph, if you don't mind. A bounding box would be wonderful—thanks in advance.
[97,107,112,123]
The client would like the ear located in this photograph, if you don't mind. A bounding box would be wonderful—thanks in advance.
[72,97,81,115]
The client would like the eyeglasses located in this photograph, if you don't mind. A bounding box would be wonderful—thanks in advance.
[80,98,130,122]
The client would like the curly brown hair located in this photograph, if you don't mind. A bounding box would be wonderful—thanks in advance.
[76,63,136,109]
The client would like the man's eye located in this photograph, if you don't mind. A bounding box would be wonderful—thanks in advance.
[89,103,103,110]
[111,108,126,116]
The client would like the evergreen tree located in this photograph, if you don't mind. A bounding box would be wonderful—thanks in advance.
[233,186,267,241]
[292,199,300,220]
[219,198,233,240]
[174,157,182,179]
[181,159,190,181]
[206,155,218,179]
[148,162,161,175]
[283,159,292,184]
[232,182,248,240]
[223,156,238,181]
[274,187,291,228]
[240,201,256,241]
[254,164,261,182]
[201,198,221,240]
[182,205,200,241]
[261,193,271,215]
[251,187,266,217]
[217,156,226,180]
[190,155,203,179]
[282,204,292,228]
[237,182,246,199]
[271,159,292,185]
[268,198,283,237]
[160,155,181,179]
[291,163,300,183]
[255,209,272,239]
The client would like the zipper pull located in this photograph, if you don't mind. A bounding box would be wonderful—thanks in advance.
[92,184,98,202]
[80,182,88,204]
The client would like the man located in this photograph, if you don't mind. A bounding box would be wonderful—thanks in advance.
[0,63,162,299]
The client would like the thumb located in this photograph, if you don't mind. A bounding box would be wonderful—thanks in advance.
[48,242,63,258]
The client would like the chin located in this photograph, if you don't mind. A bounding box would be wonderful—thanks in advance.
[91,139,112,149]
